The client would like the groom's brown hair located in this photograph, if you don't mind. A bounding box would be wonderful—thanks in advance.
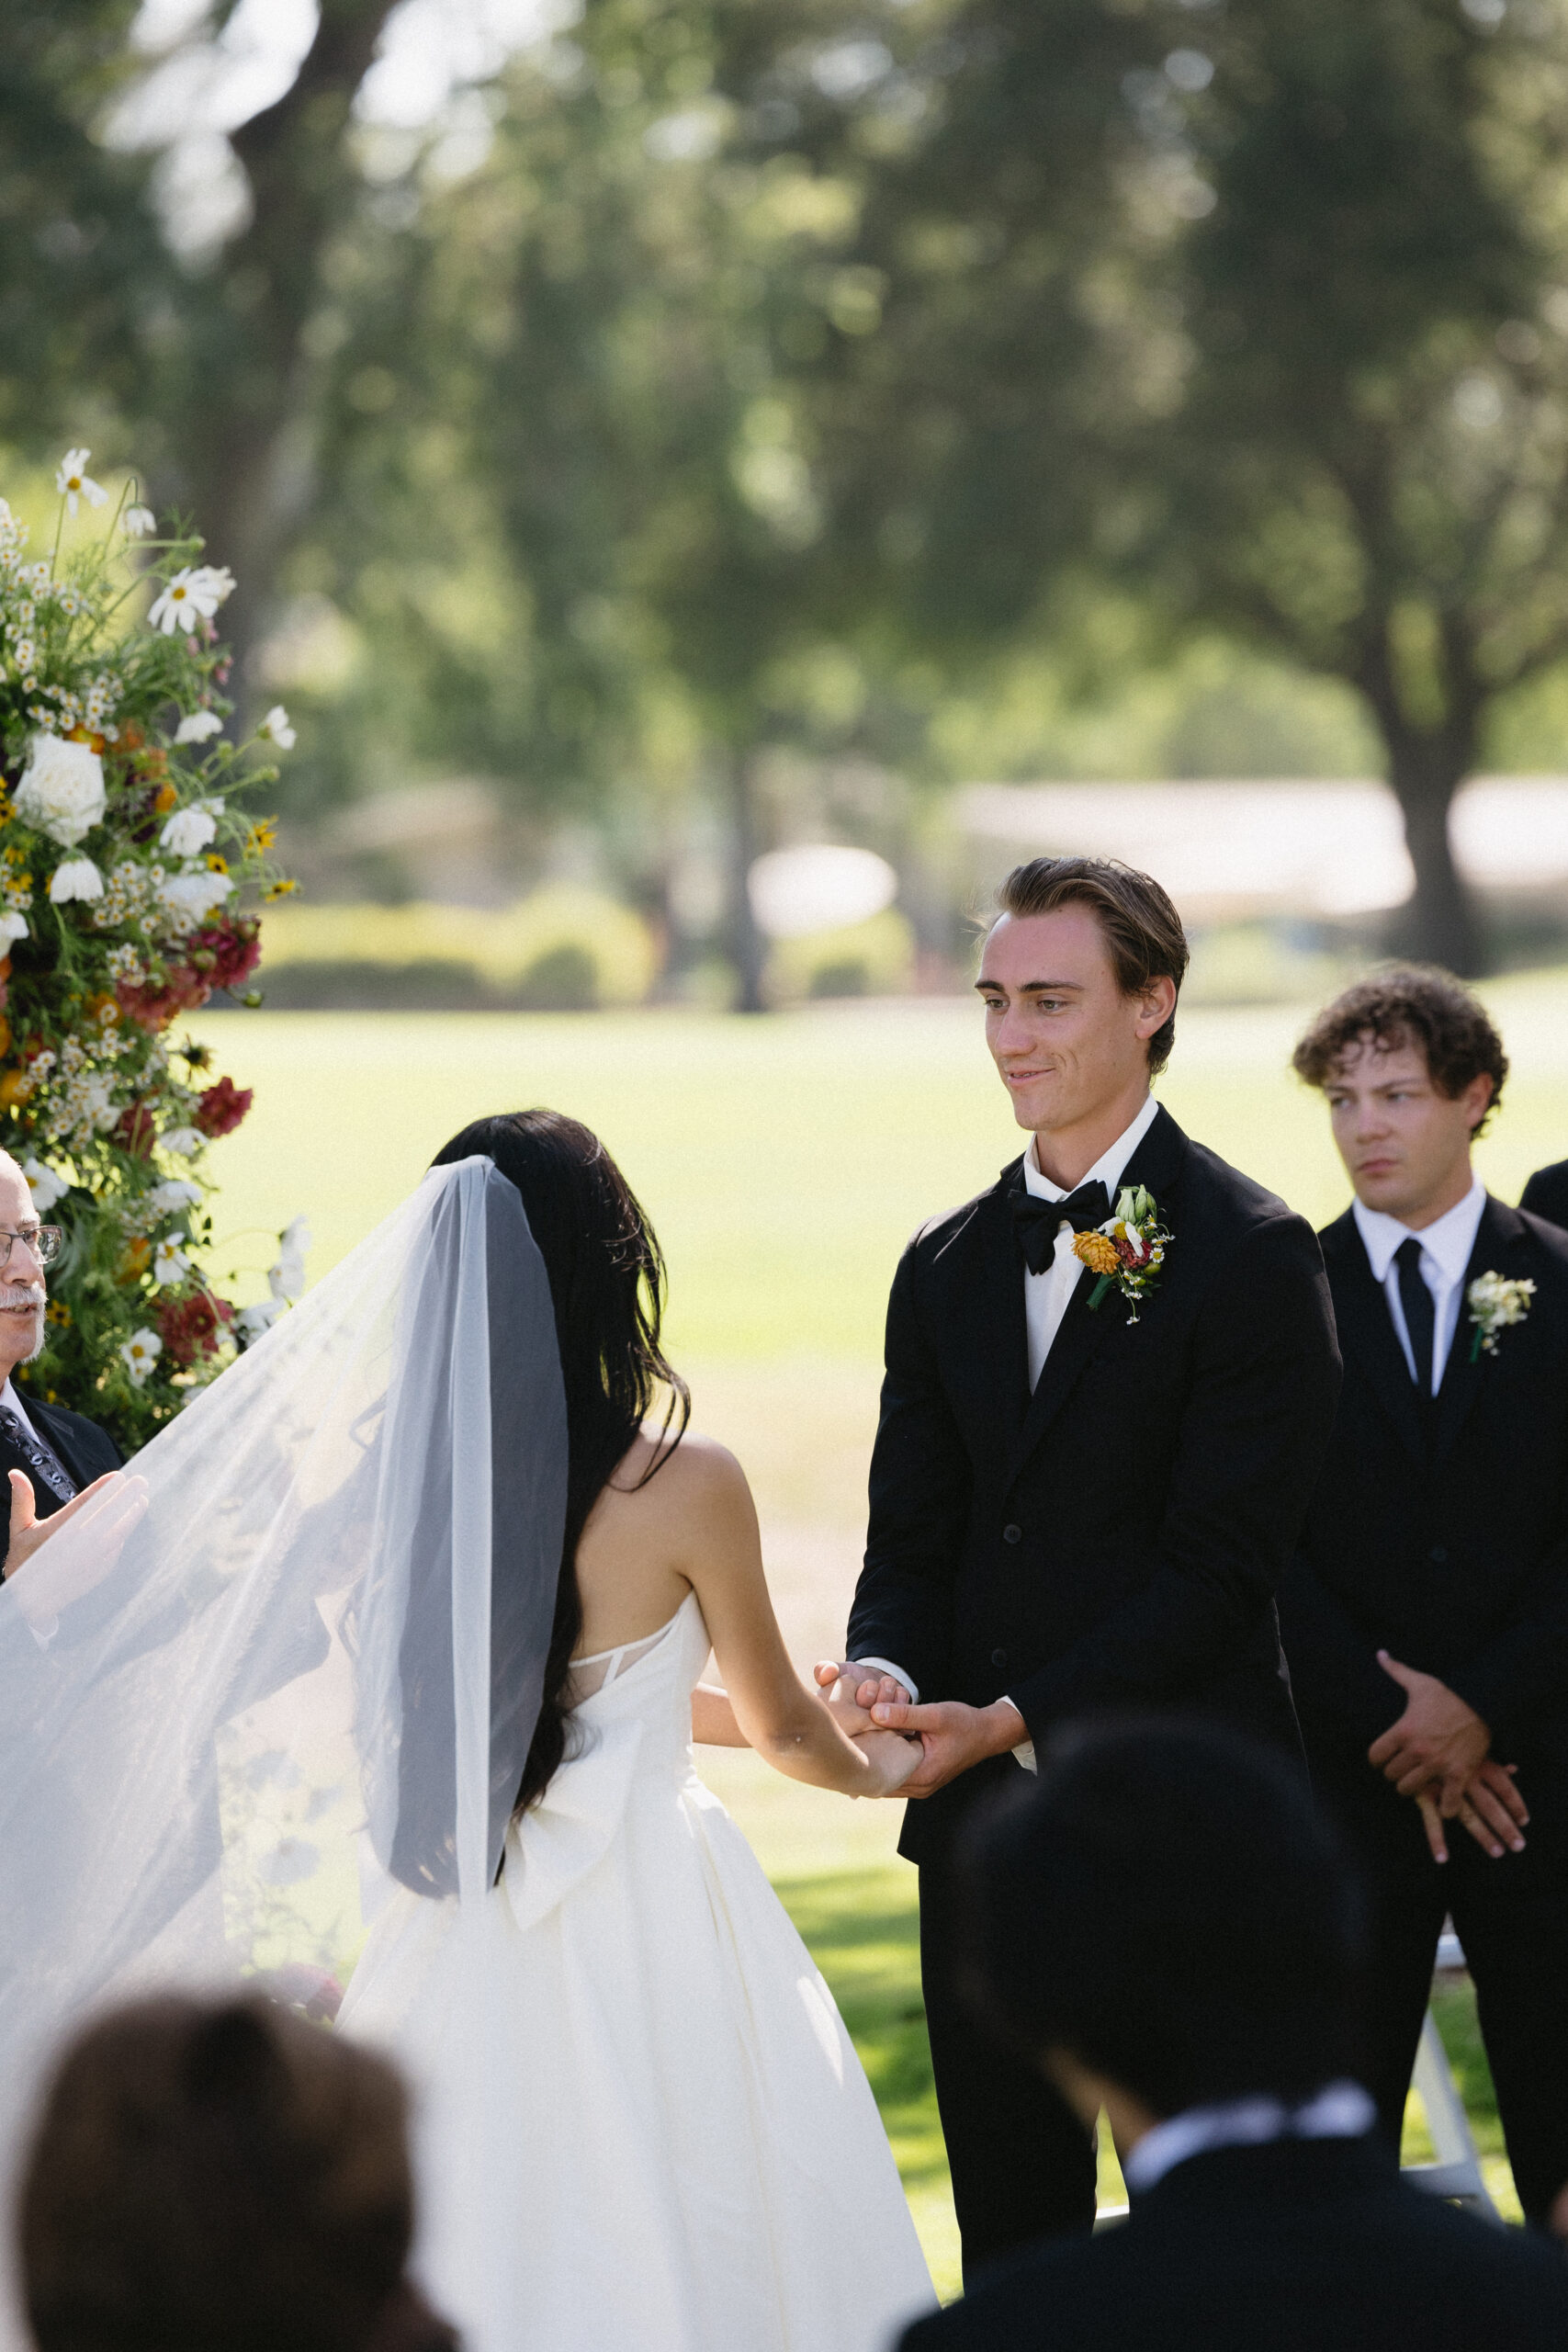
[995,857,1190,1076]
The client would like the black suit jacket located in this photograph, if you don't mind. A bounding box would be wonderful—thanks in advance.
[847,1106,1341,1860]
[1521,1158,1568,1233]
[0,1391,120,1575]
[1279,1197,1568,1763]
[897,2138,1568,2351]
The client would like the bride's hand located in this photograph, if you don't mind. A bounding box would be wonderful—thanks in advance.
[853,1727,922,1796]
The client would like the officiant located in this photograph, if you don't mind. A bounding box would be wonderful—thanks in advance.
[0,1149,120,1579]
[1281,967,1568,2222]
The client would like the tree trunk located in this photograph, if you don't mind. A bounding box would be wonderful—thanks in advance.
[170,0,400,707]
[1381,725,1484,977]
[723,748,769,1013]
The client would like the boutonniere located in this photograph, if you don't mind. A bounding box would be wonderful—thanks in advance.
[1467,1270,1535,1362]
[1072,1184,1170,1325]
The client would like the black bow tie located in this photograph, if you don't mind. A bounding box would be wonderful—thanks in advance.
[1010,1180,1112,1274]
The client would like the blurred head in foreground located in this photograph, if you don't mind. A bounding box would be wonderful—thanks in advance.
[20,1996,456,2352]
[965,1722,1367,2142]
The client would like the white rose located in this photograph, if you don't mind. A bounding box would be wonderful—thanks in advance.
[15,734,107,846]
[0,912,29,946]
[159,867,235,922]
[21,1158,67,1213]
[48,855,105,904]
[160,807,218,857]
[175,711,223,745]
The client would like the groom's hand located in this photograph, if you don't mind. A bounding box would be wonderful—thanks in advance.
[867,1696,1026,1796]
[813,1659,908,1737]
[1369,1650,1491,1811]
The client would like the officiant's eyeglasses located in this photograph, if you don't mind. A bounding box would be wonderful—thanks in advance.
[0,1226,62,1267]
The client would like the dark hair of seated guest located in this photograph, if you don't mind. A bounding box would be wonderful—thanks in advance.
[19,1996,457,2352]
[964,1719,1369,2118]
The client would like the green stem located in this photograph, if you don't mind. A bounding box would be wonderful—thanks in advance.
[1470,1324,1483,1363]
[1088,1272,1116,1313]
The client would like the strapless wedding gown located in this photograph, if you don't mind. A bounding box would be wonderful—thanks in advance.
[339,1590,935,2352]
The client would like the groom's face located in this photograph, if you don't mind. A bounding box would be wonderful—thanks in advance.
[978,905,1163,1136]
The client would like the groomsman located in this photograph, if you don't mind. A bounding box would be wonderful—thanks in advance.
[1282,967,1568,2222]
[821,857,1341,2273]
[1520,1156,1568,1230]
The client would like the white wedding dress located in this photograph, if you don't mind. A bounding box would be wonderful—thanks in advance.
[0,1160,931,2352]
[340,1589,935,2352]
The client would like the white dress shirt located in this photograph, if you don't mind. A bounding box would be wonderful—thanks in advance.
[1351,1175,1486,1393]
[858,1097,1162,1767]
[1122,2079,1376,2194]
[1,1377,44,1450]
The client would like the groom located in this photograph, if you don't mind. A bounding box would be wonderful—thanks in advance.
[823,856,1341,2273]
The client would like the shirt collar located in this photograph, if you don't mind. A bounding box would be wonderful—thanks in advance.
[1122,2079,1376,2195]
[1351,1173,1486,1286]
[1023,1093,1160,1206]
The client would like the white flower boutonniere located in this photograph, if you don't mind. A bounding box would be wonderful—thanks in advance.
[1467,1270,1535,1363]
[1072,1184,1170,1325]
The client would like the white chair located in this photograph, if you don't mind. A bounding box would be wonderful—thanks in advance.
[1402,1928,1501,2223]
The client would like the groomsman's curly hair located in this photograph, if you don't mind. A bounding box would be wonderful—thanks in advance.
[995,857,1190,1076]
[1293,965,1508,1135]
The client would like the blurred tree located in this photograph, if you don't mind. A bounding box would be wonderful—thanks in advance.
[818,0,1568,972]
[0,2,166,445]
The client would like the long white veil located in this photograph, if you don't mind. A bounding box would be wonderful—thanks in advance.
[0,1157,566,2342]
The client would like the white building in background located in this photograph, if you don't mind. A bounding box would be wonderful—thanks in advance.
[958,776,1568,928]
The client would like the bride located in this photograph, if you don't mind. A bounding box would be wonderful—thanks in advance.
[0,1115,933,2352]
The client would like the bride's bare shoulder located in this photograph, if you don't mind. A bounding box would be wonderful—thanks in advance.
[611,1425,752,1516]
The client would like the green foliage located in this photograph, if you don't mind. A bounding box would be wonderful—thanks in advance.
[0,464,294,1450]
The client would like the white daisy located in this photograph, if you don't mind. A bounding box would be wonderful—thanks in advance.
[56,448,108,516]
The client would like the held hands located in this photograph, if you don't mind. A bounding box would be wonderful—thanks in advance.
[811,1660,1026,1796]
[862,1693,1027,1797]
[1370,1650,1528,1864]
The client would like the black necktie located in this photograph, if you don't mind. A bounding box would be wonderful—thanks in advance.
[0,1406,76,1503]
[1011,1180,1113,1275]
[1395,1236,1437,1399]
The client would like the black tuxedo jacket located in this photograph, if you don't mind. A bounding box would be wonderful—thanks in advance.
[1279,1196,1568,1763]
[847,1105,1341,1860]
[896,2137,1568,2351]
[0,1392,120,1576]
[1521,1157,1568,1232]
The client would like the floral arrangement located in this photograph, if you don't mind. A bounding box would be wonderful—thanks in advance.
[1467,1270,1534,1362]
[0,448,299,1451]
[1072,1184,1170,1324]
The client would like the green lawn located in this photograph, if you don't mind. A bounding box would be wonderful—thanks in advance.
[182,979,1565,2291]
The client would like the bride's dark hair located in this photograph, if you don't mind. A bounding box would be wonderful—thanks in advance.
[431,1110,689,1811]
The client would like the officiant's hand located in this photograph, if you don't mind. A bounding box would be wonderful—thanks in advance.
[813,1659,909,1736]
[4,1468,149,1629]
[865,1695,1026,1795]
[1369,1651,1491,1811]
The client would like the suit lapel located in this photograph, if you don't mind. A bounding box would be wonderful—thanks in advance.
[960,1170,1032,1457]
[1002,1103,1189,1492]
[1430,1194,1517,1461]
[1323,1212,1426,1464]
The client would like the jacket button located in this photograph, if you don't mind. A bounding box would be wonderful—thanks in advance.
[992,1647,1008,1668]
[1002,1523,1022,1544]
[1429,1544,1449,1565]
